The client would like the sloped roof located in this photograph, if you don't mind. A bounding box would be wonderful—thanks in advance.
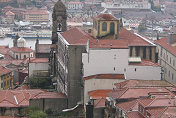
[94,13,118,20]
[116,99,138,112]
[10,47,33,53]
[88,89,112,99]
[84,74,125,80]
[29,58,48,63]
[125,111,144,118]
[129,59,160,66]
[0,66,11,76]
[94,98,106,108]
[160,107,176,118]
[155,37,176,56]
[0,89,65,108]
[5,11,15,16]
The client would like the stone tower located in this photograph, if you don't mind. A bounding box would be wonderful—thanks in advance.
[52,0,67,44]
[13,34,19,47]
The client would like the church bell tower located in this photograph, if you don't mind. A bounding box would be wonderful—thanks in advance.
[51,0,67,44]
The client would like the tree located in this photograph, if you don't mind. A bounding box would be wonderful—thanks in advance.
[138,23,147,32]
[23,107,47,118]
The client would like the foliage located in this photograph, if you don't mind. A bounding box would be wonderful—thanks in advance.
[45,108,53,115]
[138,23,147,32]
[29,76,54,89]
[23,107,47,118]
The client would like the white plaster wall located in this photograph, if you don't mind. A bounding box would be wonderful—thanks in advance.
[84,79,125,103]
[83,49,129,77]
[29,63,49,76]
[126,65,161,80]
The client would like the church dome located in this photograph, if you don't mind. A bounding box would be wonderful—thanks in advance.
[17,37,26,48]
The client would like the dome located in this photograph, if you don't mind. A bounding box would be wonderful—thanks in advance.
[17,37,26,48]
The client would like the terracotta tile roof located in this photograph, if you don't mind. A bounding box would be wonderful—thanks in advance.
[149,98,176,107]
[155,37,176,56]
[119,28,154,46]
[116,99,138,112]
[0,66,11,76]
[37,44,52,53]
[94,13,118,20]
[88,89,112,99]
[109,88,173,99]
[94,98,106,108]
[84,74,125,80]
[114,80,174,88]
[0,46,10,55]
[23,10,49,15]
[0,60,24,67]
[161,107,176,118]
[5,10,15,16]
[29,58,48,63]
[67,1,82,4]
[0,89,65,108]
[125,111,145,118]
[129,59,160,66]
[138,98,154,108]
[61,28,89,45]
[146,107,167,118]
[10,47,33,53]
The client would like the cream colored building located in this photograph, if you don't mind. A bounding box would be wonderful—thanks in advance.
[23,9,49,23]
[156,26,176,83]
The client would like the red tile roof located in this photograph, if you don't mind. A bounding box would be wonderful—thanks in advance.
[29,58,48,63]
[88,89,112,99]
[0,66,11,76]
[84,74,125,80]
[0,46,10,55]
[146,107,167,118]
[119,28,154,46]
[23,10,49,15]
[10,47,33,53]
[94,13,118,20]
[126,111,144,118]
[161,107,176,118]
[94,98,106,108]
[61,28,89,45]
[155,37,176,56]
[61,27,154,49]
[114,80,174,88]
[5,10,15,16]
[0,89,65,108]
[116,99,138,112]
[129,59,160,66]
[109,88,174,99]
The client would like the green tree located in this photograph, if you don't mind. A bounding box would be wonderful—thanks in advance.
[24,107,47,118]
[138,23,147,32]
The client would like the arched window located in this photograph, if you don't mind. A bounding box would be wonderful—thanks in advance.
[102,22,107,31]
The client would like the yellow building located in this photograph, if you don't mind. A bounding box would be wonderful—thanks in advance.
[93,13,120,39]
[0,66,12,89]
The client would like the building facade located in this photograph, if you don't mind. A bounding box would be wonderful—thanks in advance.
[156,26,176,83]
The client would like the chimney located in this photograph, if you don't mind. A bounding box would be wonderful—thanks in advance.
[168,26,176,44]
[88,29,91,33]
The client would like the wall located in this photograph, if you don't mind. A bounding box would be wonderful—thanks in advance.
[157,45,176,83]
[29,62,49,76]
[126,65,161,80]
[84,78,125,103]
[29,98,67,113]
[83,48,129,77]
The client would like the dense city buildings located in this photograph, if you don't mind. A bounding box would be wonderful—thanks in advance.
[0,0,176,117]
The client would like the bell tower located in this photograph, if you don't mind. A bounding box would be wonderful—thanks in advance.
[51,0,67,44]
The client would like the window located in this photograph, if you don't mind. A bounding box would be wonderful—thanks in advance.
[135,68,137,71]
[172,73,174,80]
[16,55,18,59]
[102,22,107,31]
[173,60,175,67]
[24,55,26,59]
[169,70,170,77]
[160,48,162,56]
[170,57,172,64]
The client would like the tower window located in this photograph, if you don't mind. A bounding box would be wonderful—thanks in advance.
[16,55,18,59]
[102,22,107,31]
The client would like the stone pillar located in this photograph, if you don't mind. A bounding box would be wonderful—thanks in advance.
[152,46,156,62]
[146,47,150,60]
[139,47,143,59]
[132,46,136,57]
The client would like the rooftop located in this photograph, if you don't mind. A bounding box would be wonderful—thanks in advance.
[155,37,176,56]
[88,89,112,99]
[94,13,118,21]
[125,111,144,118]
[10,47,33,53]
[0,66,11,76]
[29,58,48,63]
[129,59,160,66]
[84,74,125,80]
